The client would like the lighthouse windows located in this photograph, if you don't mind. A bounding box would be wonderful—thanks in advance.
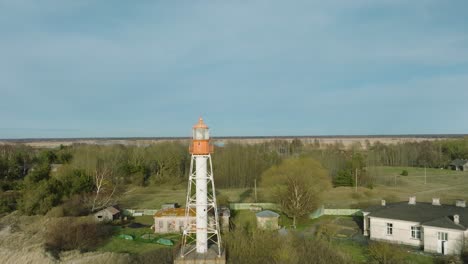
[194,128,209,140]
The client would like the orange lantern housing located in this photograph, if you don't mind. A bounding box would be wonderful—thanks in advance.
[189,117,214,155]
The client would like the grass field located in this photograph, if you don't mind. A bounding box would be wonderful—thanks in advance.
[323,166,468,208]
[111,166,465,262]
[119,184,251,209]
[98,216,180,254]
[119,166,468,211]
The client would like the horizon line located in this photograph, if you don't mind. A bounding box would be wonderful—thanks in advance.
[1,133,467,142]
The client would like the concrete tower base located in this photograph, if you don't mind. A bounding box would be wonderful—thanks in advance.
[174,246,226,264]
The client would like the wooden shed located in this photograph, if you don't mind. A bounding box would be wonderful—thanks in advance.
[94,206,120,222]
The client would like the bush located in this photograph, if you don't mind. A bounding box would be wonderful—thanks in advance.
[62,194,90,216]
[224,228,352,264]
[400,170,408,176]
[46,206,65,218]
[434,255,463,264]
[216,194,230,207]
[368,242,407,264]
[131,248,174,264]
[45,217,112,254]
[0,192,17,214]
[19,179,63,215]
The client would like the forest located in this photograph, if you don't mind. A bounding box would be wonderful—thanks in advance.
[0,137,467,216]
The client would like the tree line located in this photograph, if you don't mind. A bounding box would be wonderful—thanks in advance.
[0,140,296,215]
[1,137,467,216]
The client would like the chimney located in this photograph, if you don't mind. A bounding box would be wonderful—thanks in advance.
[455,200,466,208]
[381,200,386,206]
[408,196,416,205]
[454,214,460,225]
[432,198,441,206]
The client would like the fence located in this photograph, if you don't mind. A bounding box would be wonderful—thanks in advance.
[309,206,362,219]
[123,205,362,218]
[123,209,159,216]
[228,203,279,210]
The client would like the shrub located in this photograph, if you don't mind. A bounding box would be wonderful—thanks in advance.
[62,194,89,216]
[131,248,174,264]
[19,179,63,215]
[434,255,463,264]
[224,228,352,264]
[46,206,65,218]
[368,241,407,264]
[216,194,230,207]
[400,170,408,176]
[45,217,112,254]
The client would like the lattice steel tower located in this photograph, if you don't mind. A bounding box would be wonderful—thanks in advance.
[180,118,222,258]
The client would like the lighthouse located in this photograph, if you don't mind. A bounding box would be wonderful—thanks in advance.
[178,118,224,262]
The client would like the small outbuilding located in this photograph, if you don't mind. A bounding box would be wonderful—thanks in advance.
[94,206,121,222]
[219,206,231,231]
[449,159,468,171]
[256,210,280,230]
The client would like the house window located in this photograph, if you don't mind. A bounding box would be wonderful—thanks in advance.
[411,226,421,239]
[179,220,184,228]
[159,221,164,229]
[386,223,393,235]
[438,232,448,241]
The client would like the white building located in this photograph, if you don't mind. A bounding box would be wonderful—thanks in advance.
[153,207,230,234]
[153,208,196,234]
[363,197,468,255]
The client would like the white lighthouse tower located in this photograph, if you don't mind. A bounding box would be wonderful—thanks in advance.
[178,118,224,262]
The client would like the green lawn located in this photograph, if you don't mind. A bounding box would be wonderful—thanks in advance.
[98,216,181,254]
[333,240,368,263]
[119,184,250,209]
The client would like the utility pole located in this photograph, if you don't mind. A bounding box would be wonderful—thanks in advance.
[425,166,427,185]
[355,168,358,193]
[254,178,257,202]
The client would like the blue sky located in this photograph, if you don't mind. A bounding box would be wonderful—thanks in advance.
[1,0,468,138]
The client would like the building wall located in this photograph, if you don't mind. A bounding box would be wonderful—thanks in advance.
[154,216,196,234]
[257,217,279,230]
[369,217,423,247]
[95,211,113,222]
[423,226,465,255]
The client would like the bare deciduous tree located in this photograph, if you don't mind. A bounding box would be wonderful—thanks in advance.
[90,164,117,212]
[261,157,331,228]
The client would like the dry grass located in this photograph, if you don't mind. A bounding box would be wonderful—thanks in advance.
[323,166,468,208]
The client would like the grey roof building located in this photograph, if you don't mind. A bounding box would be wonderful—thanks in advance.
[449,159,468,171]
[363,197,468,255]
[256,210,280,230]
